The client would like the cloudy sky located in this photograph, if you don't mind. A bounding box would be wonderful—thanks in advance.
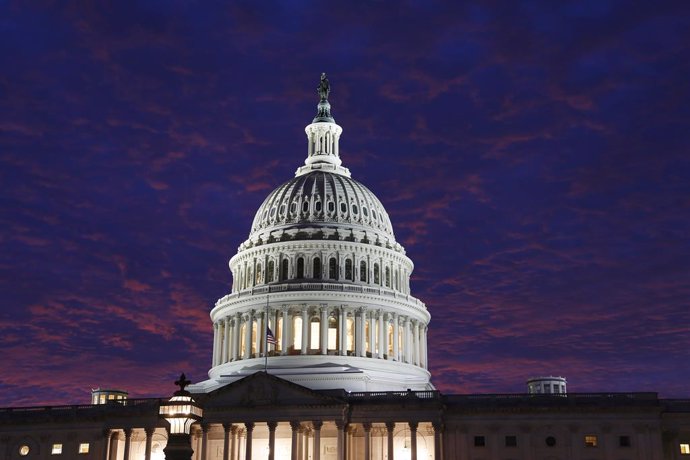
[1,1,689,406]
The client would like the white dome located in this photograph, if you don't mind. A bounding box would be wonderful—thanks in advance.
[191,76,432,395]
[249,171,396,244]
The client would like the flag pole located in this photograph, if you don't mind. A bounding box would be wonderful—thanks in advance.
[264,294,269,373]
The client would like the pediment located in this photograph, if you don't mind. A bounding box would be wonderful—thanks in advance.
[198,372,344,408]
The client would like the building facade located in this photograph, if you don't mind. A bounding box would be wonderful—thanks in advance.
[2,77,689,460]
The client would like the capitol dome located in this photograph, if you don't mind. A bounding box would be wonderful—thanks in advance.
[192,75,432,393]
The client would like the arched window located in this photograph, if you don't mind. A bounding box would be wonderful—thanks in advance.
[394,269,399,290]
[345,259,353,281]
[256,263,262,285]
[267,260,275,283]
[281,259,289,281]
[328,201,335,213]
[374,263,380,285]
[313,257,321,279]
[302,201,309,213]
[293,317,302,351]
[310,317,320,351]
[340,202,347,213]
[385,266,390,287]
[315,201,322,213]
[360,261,367,282]
[329,258,337,280]
[328,316,338,351]
[296,257,304,278]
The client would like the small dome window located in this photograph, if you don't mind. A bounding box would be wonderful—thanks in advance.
[328,202,335,213]
[279,205,286,215]
[363,207,368,217]
[302,201,309,213]
[315,201,322,212]
[352,205,358,215]
[372,209,377,219]
[340,202,347,213]
[290,202,297,213]
[270,207,276,217]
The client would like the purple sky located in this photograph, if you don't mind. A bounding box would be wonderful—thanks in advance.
[1,1,689,406]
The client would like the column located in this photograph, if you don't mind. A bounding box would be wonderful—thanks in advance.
[223,424,232,460]
[233,314,241,361]
[267,422,277,460]
[336,421,346,460]
[355,309,364,357]
[404,317,411,363]
[368,311,375,357]
[144,428,155,460]
[122,428,132,460]
[378,312,385,358]
[386,423,395,460]
[433,422,443,460]
[281,306,289,355]
[200,424,209,460]
[409,422,418,460]
[212,322,219,366]
[363,423,372,460]
[339,307,347,355]
[230,426,238,460]
[244,423,254,460]
[301,306,308,355]
[422,327,428,368]
[256,311,263,357]
[312,421,323,460]
[290,421,301,460]
[320,305,328,355]
[101,430,111,460]
[222,318,230,364]
[244,313,252,359]
[392,314,399,361]
[413,321,420,365]
[108,432,119,460]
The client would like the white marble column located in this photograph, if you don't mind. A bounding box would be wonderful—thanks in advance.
[378,312,385,359]
[108,432,119,460]
[212,322,219,366]
[122,428,132,460]
[244,423,254,460]
[291,421,300,460]
[404,317,411,363]
[409,422,418,460]
[356,309,364,357]
[363,423,372,460]
[368,310,375,357]
[233,314,241,361]
[256,311,263,357]
[222,318,230,363]
[267,422,277,460]
[301,305,308,354]
[320,305,328,355]
[339,307,347,355]
[144,427,154,460]
[282,306,289,355]
[243,314,252,359]
[393,314,399,361]
[313,421,323,460]
[386,423,395,460]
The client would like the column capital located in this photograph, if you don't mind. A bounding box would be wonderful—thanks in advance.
[385,422,395,432]
[362,422,372,432]
[267,421,278,431]
[223,423,234,433]
[230,425,238,435]
[244,422,255,432]
[432,421,444,432]
[201,423,210,433]
[290,421,302,431]
[335,420,346,430]
[408,421,418,431]
[144,427,156,436]
[123,427,133,438]
[312,421,323,430]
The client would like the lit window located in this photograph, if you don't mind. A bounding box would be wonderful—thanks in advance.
[52,444,63,455]
[79,444,89,454]
[681,443,690,455]
[585,435,598,447]
[19,446,30,456]
[474,436,485,447]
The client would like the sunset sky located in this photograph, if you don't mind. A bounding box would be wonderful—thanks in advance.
[1,1,689,406]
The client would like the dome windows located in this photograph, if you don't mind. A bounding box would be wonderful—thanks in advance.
[290,202,297,214]
[372,209,377,220]
[279,205,286,216]
[329,258,337,279]
[345,259,353,281]
[352,204,358,215]
[296,257,305,278]
[340,202,347,214]
[363,207,368,217]
[267,261,275,283]
[313,257,322,279]
[360,261,367,282]
[280,259,289,281]
[302,201,309,214]
[315,201,322,213]
[327,201,335,213]
[374,263,380,285]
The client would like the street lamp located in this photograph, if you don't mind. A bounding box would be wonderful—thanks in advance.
[160,373,203,460]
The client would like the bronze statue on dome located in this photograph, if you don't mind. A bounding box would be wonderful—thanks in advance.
[318,73,330,101]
